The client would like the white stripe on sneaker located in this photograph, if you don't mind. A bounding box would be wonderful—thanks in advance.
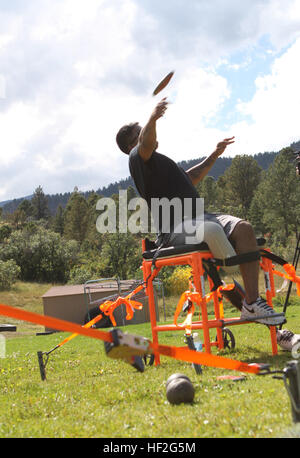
[240,297,285,325]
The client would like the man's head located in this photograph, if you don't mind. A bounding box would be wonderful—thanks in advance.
[116,122,142,155]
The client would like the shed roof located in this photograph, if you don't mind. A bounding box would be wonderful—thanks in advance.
[42,280,136,298]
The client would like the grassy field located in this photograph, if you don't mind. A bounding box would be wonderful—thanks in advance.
[0,280,300,439]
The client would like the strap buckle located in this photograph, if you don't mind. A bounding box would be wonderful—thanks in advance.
[104,329,153,372]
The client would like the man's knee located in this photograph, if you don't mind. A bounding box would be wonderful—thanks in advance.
[203,221,237,274]
[230,220,257,246]
[203,221,226,244]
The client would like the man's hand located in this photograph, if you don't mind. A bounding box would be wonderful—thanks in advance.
[214,136,235,157]
[150,98,169,121]
[187,136,235,185]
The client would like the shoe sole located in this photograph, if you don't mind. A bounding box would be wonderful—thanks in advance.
[240,312,286,326]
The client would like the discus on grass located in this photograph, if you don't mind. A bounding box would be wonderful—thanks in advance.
[166,373,195,404]
[152,71,175,96]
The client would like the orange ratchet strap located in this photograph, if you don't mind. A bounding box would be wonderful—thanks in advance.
[173,284,235,327]
[0,303,113,343]
[100,284,144,326]
[173,291,201,327]
[52,284,146,349]
[0,302,263,374]
[155,343,261,374]
[272,264,300,296]
[54,308,108,349]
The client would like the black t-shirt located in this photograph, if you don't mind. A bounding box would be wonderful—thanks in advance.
[129,146,200,233]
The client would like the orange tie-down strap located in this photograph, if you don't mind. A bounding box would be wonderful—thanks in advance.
[0,303,263,375]
[173,284,235,327]
[100,297,143,327]
[273,264,300,296]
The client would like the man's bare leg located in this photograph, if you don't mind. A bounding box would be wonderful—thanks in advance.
[229,221,260,304]
[229,220,286,327]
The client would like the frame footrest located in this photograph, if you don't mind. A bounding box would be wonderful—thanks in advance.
[220,313,286,326]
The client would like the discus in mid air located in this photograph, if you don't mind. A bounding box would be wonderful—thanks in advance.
[152,71,174,96]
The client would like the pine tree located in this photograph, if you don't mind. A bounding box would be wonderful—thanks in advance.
[83,192,103,249]
[196,176,221,212]
[31,186,49,220]
[18,199,34,218]
[63,191,89,243]
[249,149,300,242]
[217,155,262,219]
[53,204,65,236]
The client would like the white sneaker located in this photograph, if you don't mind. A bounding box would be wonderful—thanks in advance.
[276,329,300,351]
[240,296,285,326]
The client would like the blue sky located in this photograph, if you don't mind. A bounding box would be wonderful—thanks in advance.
[212,36,279,128]
[0,0,300,202]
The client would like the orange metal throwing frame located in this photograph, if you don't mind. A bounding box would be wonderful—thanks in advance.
[141,240,278,366]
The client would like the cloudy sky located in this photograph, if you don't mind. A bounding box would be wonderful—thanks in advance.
[0,0,300,202]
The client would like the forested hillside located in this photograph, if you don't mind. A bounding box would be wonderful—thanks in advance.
[0,150,279,215]
[0,143,299,290]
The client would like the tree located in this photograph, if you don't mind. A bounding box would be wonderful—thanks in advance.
[0,224,12,242]
[63,191,89,243]
[127,185,137,202]
[80,192,104,253]
[0,260,20,291]
[31,186,49,220]
[196,176,221,212]
[247,184,267,235]
[99,232,141,279]
[5,209,26,230]
[249,148,300,242]
[217,155,262,219]
[0,227,79,283]
[18,199,34,218]
[52,204,65,236]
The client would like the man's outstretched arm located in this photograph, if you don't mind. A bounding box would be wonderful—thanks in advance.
[138,98,168,162]
[186,136,235,186]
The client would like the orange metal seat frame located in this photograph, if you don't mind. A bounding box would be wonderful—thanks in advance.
[141,239,278,366]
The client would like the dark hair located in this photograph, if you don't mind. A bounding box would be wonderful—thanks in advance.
[116,122,140,154]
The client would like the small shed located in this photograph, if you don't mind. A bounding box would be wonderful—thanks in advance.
[42,279,159,333]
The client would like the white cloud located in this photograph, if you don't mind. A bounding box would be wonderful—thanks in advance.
[233,37,300,154]
[0,101,43,164]
[259,0,300,50]
[0,73,5,98]
[156,68,231,160]
[0,0,300,201]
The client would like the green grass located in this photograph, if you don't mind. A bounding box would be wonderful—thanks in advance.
[0,281,57,334]
[0,281,300,438]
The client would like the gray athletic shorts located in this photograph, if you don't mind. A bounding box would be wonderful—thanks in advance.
[204,212,243,239]
[168,212,243,246]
